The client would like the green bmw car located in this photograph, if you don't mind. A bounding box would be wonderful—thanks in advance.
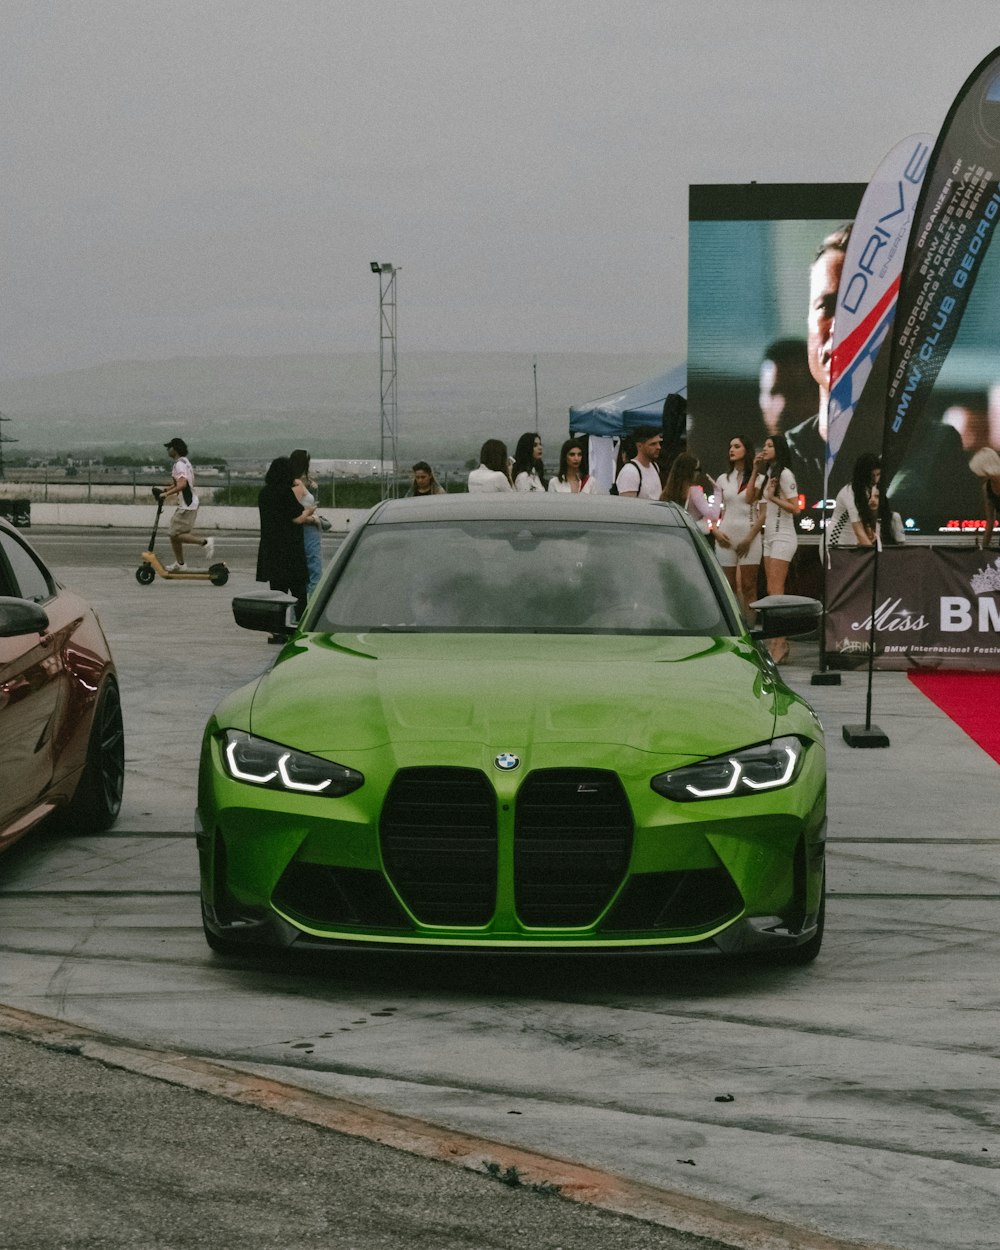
[198,495,826,962]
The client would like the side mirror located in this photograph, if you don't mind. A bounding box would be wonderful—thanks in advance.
[0,596,50,638]
[232,591,298,636]
[749,594,821,640]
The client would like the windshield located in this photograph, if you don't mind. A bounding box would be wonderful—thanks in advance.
[312,519,732,635]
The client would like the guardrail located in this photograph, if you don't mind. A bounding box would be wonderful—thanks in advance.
[18,503,365,533]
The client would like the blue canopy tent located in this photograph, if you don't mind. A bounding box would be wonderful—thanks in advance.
[568,364,687,436]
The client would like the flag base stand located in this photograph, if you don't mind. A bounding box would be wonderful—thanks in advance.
[842,723,890,748]
[811,670,842,686]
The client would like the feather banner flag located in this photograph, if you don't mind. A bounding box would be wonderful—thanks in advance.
[826,134,932,473]
[881,47,1000,483]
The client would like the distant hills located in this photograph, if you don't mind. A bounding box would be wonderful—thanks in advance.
[0,351,674,461]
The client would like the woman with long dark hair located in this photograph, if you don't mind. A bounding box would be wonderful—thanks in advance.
[548,438,594,493]
[826,452,879,550]
[511,431,547,492]
[748,434,801,662]
[713,434,764,617]
[825,452,905,553]
[256,456,316,640]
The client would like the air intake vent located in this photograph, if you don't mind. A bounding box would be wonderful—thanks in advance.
[600,868,744,933]
[514,769,632,926]
[380,767,497,925]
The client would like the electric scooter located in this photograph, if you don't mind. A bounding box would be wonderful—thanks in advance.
[135,489,230,586]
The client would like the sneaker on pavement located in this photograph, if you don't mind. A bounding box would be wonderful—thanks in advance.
[203,537,215,559]
[166,561,186,572]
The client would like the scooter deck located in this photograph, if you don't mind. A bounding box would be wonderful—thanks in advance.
[141,552,227,579]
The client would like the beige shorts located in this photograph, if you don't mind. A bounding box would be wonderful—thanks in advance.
[169,507,199,536]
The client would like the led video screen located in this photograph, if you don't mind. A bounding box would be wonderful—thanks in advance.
[688,183,1000,537]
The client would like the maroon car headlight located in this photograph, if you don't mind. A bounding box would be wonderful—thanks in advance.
[220,730,363,798]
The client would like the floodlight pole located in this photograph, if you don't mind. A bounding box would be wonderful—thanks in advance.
[370,263,399,500]
[0,412,16,480]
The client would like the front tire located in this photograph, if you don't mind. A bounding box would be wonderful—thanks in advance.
[63,678,125,832]
[135,563,156,585]
[201,906,242,956]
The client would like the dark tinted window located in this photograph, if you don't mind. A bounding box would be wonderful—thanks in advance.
[0,531,54,603]
[313,520,729,635]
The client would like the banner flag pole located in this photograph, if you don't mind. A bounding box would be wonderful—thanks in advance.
[813,134,932,689]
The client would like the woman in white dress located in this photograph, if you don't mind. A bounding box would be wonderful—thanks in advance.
[747,434,801,663]
[713,434,764,618]
[548,438,596,494]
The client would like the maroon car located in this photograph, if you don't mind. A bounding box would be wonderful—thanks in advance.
[0,517,124,851]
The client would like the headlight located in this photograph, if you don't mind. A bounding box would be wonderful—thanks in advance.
[219,730,363,797]
[651,736,805,802]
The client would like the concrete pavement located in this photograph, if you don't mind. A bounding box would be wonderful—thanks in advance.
[1,527,998,1250]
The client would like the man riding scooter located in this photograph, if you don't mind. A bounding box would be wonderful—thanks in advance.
[159,437,214,571]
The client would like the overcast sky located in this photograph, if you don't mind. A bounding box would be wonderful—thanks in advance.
[2,1,996,377]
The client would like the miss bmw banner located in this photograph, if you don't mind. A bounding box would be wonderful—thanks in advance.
[882,47,1000,481]
[826,547,1000,671]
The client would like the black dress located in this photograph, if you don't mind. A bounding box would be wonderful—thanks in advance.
[256,482,308,614]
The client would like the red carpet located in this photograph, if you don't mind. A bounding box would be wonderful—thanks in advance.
[907,671,1000,764]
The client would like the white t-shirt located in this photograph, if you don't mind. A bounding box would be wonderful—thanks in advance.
[615,459,661,499]
[172,456,199,511]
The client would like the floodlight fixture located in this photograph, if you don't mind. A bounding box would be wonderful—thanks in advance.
[370,261,394,274]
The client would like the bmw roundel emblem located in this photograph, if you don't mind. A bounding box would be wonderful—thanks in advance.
[494,752,520,771]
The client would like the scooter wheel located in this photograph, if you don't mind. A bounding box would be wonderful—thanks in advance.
[208,563,229,587]
[136,564,156,585]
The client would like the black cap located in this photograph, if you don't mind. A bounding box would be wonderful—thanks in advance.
[165,437,188,456]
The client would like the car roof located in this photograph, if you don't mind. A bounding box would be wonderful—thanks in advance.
[368,495,689,527]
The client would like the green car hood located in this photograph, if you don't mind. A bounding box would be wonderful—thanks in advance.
[245,632,781,760]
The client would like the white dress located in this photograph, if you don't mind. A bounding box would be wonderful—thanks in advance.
[715,470,763,567]
[762,468,799,561]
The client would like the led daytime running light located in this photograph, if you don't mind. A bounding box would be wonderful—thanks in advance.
[277,753,331,793]
[686,764,742,799]
[225,739,277,784]
[741,745,797,790]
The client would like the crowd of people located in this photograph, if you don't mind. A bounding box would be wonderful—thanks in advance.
[159,425,999,662]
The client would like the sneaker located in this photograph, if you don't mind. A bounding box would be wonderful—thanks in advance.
[203,537,215,559]
[166,561,186,573]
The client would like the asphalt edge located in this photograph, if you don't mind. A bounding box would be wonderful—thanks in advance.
[0,1002,896,1250]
